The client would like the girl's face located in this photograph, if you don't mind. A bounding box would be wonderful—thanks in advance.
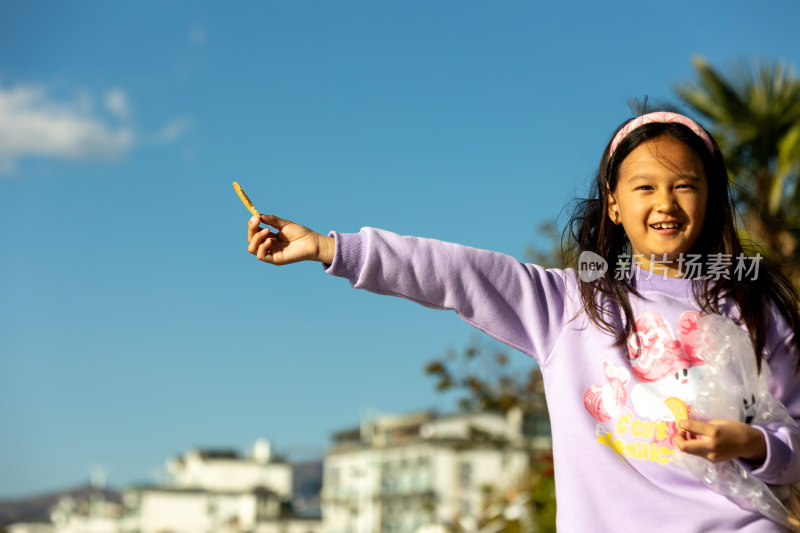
[608,136,709,277]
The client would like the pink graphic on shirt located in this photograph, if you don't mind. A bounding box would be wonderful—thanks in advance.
[588,312,709,463]
[676,311,702,360]
[584,312,707,424]
[628,312,707,421]
[583,360,631,422]
[627,312,705,383]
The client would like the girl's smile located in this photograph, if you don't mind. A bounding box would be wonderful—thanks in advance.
[608,136,709,277]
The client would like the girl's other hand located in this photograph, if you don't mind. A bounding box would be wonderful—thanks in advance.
[674,419,767,464]
[247,214,335,265]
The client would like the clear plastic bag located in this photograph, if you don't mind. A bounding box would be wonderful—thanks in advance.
[670,314,799,529]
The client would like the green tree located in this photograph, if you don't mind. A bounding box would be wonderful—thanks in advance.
[473,452,557,533]
[424,338,547,416]
[425,338,555,533]
[675,56,800,285]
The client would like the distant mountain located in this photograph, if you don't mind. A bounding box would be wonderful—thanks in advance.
[291,460,322,507]
[0,484,121,527]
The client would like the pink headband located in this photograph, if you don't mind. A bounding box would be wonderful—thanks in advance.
[609,111,715,156]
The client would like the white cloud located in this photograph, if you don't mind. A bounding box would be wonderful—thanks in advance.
[0,84,134,173]
[105,88,131,119]
[154,117,191,144]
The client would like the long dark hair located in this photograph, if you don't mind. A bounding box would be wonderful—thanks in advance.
[566,116,800,370]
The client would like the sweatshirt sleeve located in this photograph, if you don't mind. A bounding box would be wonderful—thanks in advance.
[741,306,800,485]
[324,227,572,365]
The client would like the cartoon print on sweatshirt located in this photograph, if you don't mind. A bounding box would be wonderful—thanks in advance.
[584,311,706,465]
[627,312,706,421]
[583,360,631,422]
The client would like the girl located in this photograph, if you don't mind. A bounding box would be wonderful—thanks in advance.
[244,112,800,532]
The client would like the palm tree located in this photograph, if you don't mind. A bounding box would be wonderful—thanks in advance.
[674,56,800,286]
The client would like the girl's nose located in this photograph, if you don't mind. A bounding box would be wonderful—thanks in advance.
[656,192,677,212]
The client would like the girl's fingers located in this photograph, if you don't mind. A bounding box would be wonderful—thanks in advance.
[260,214,292,230]
[248,215,263,241]
[249,214,291,243]
[678,419,715,437]
[257,238,275,261]
[675,436,709,456]
[674,422,704,454]
[675,436,726,462]
[246,214,303,265]
[248,227,272,254]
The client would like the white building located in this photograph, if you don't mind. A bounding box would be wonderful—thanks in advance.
[6,439,321,533]
[8,471,126,533]
[124,439,321,533]
[120,440,321,533]
[165,440,290,493]
[321,410,539,533]
[49,495,124,533]
[7,524,55,533]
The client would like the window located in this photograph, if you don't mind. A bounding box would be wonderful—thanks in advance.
[328,467,340,488]
[459,461,471,489]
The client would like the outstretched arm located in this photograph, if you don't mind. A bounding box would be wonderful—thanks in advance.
[247,214,335,265]
[320,227,573,364]
[246,216,574,364]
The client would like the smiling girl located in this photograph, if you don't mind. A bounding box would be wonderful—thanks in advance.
[243,112,800,532]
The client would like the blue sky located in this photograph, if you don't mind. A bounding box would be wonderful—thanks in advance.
[1,1,799,498]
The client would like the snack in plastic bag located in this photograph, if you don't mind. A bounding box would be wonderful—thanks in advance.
[664,397,688,423]
[670,313,799,529]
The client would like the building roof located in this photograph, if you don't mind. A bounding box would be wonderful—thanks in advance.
[195,449,240,460]
[124,485,281,497]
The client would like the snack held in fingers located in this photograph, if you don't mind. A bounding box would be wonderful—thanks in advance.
[233,181,259,217]
[664,397,689,423]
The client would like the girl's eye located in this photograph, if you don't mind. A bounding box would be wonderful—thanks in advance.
[636,185,653,191]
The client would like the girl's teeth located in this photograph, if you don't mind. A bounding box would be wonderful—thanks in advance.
[653,223,680,229]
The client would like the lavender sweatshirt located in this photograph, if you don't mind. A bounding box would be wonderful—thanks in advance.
[325,227,800,532]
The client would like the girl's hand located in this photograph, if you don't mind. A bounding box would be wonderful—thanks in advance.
[247,214,335,265]
[674,419,767,464]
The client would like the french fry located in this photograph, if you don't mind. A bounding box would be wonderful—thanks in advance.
[233,181,259,217]
[664,397,688,423]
